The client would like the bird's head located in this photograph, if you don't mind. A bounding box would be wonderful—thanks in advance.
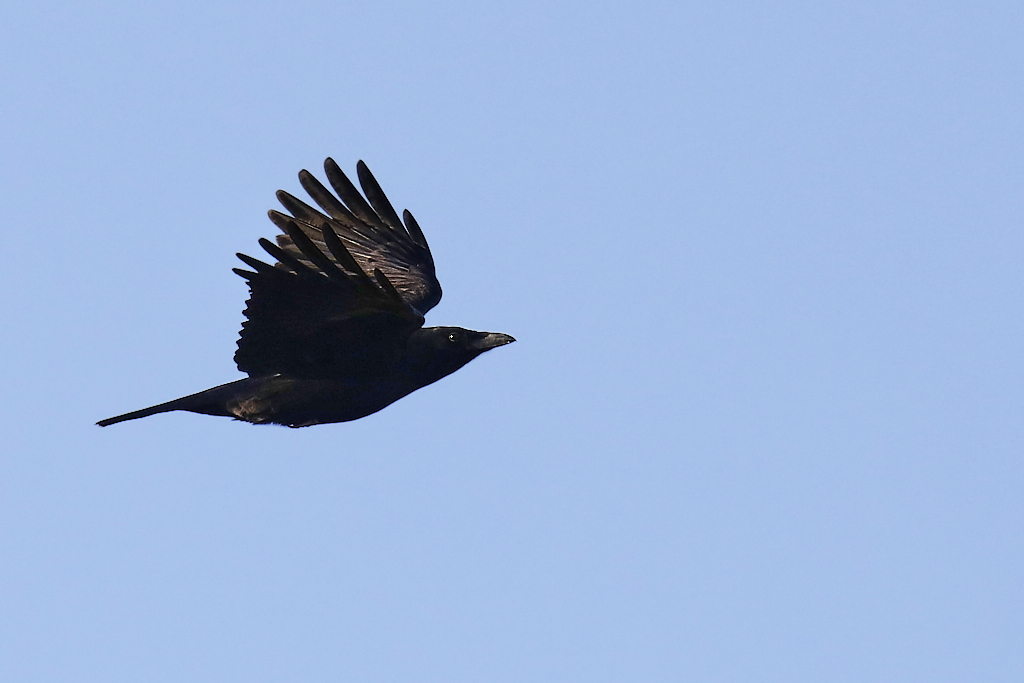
[407,326,515,382]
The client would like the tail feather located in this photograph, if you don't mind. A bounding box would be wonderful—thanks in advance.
[97,379,251,426]
[97,401,184,426]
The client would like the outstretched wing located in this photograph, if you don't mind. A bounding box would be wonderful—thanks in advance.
[269,159,442,316]
[233,220,425,380]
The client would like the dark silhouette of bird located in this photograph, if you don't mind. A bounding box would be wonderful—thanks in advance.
[98,159,514,428]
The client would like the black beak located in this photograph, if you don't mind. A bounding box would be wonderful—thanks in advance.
[471,332,516,351]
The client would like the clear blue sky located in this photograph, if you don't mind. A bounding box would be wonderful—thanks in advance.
[2,1,1022,680]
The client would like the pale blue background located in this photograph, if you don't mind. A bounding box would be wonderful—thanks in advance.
[2,1,1022,680]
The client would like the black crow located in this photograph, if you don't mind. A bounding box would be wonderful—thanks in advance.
[98,159,514,428]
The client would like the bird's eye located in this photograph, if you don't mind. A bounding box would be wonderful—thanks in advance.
[448,332,459,343]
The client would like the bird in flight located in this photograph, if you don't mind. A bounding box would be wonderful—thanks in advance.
[98,159,514,428]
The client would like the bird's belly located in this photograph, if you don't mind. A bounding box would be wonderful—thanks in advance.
[227,375,418,427]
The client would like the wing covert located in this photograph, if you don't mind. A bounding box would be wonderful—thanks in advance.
[233,221,424,379]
